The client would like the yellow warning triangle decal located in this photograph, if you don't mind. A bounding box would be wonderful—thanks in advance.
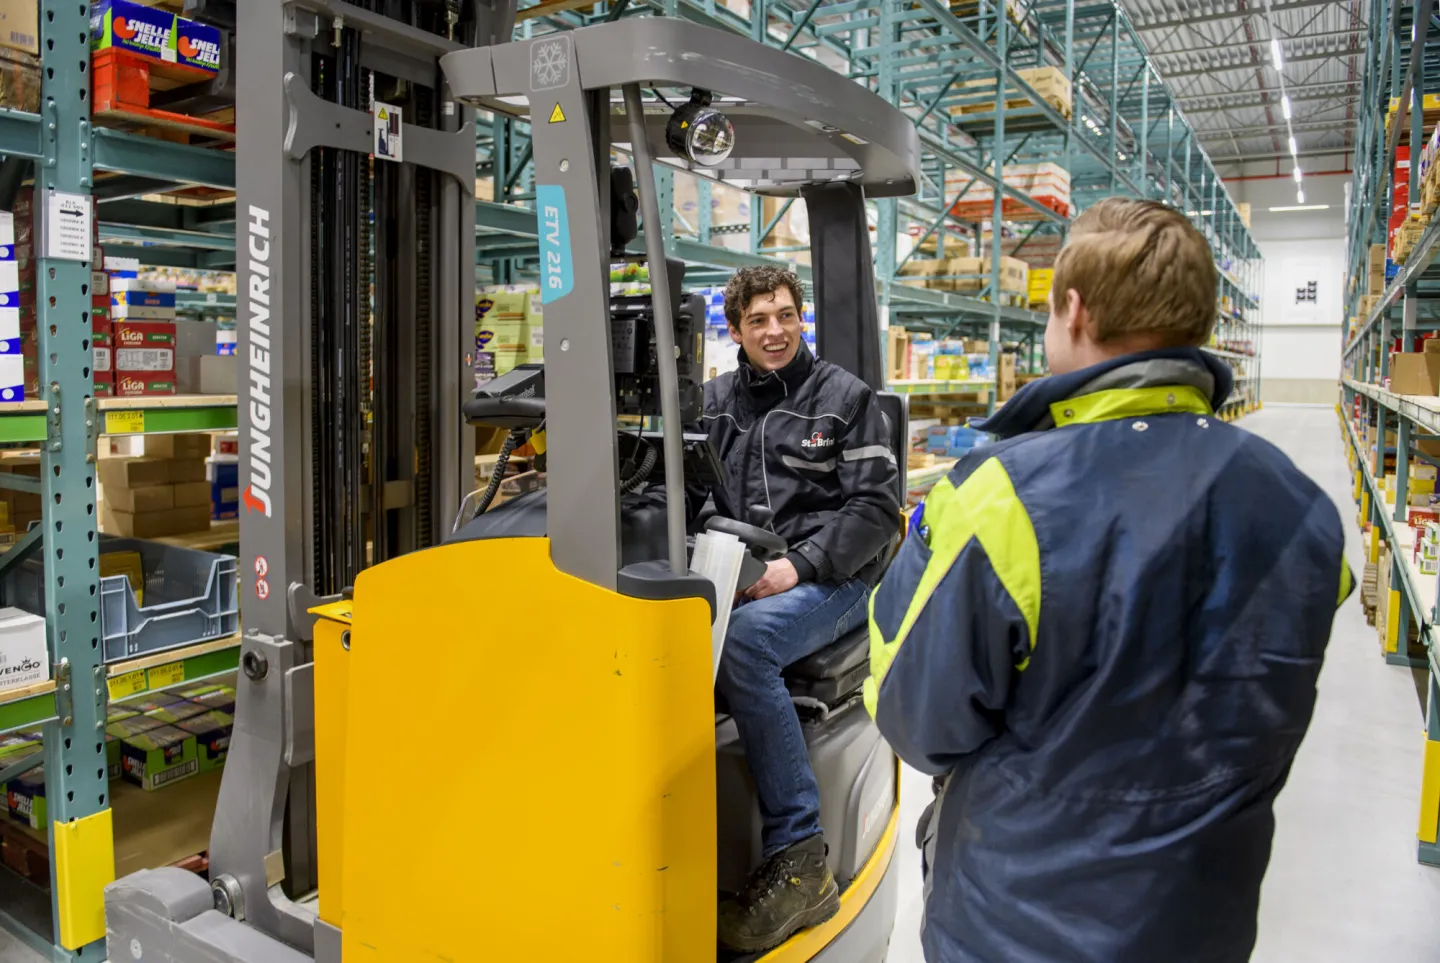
[549,103,566,124]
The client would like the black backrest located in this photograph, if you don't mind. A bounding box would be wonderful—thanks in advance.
[875,391,908,500]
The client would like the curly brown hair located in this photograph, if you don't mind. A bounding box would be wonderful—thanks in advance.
[723,265,807,328]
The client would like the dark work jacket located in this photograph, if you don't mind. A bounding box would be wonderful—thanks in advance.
[699,342,901,585]
[867,348,1353,963]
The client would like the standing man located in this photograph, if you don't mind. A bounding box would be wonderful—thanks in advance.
[868,198,1351,962]
[700,265,901,953]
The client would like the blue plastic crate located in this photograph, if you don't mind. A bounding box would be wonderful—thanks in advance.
[2,534,238,662]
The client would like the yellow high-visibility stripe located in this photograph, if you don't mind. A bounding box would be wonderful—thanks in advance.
[1048,384,1211,427]
[865,457,1041,717]
[1338,560,1354,607]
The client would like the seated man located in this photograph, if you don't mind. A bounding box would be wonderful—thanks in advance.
[700,265,901,953]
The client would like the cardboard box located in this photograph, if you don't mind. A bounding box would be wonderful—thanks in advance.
[168,458,206,484]
[119,725,199,791]
[104,482,173,514]
[90,1,222,74]
[111,289,177,320]
[115,320,175,361]
[0,1,38,55]
[176,710,232,772]
[0,607,46,691]
[1390,351,1440,396]
[143,699,207,726]
[172,480,211,509]
[6,765,43,829]
[115,372,176,397]
[176,354,236,394]
[101,502,210,538]
[145,433,210,460]
[105,712,162,741]
[181,684,235,715]
[99,456,170,488]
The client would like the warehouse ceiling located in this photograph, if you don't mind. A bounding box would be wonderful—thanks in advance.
[1119,0,1366,167]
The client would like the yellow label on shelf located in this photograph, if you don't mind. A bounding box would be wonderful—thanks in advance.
[104,410,146,435]
[147,661,184,689]
[107,669,146,700]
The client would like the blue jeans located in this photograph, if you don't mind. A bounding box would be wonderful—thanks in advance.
[717,578,869,858]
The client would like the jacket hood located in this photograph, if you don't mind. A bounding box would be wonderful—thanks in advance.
[975,347,1234,439]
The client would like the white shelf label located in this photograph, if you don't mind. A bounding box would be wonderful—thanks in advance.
[46,191,92,262]
[374,102,403,163]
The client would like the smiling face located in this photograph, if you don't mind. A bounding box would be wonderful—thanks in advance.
[730,287,803,372]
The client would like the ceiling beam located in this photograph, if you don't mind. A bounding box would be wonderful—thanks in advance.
[1150,28,1365,59]
[1176,80,1359,108]
[1179,91,1359,114]
[1195,118,1353,139]
[1130,0,1347,31]
[1208,146,1353,163]
[1162,49,1356,79]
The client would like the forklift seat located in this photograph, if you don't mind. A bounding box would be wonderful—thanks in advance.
[782,391,908,708]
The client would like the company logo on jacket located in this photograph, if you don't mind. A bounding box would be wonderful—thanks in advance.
[801,431,833,450]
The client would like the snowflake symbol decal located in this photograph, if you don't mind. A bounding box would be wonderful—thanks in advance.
[531,39,569,90]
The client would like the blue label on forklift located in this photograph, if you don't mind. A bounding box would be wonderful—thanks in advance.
[536,185,573,304]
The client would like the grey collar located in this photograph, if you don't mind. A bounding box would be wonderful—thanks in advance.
[1032,358,1217,432]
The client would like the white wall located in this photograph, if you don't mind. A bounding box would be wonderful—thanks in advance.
[1225,172,1348,404]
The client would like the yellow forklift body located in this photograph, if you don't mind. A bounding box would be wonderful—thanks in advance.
[318,537,716,961]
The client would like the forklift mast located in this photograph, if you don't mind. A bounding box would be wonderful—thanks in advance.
[219,0,503,946]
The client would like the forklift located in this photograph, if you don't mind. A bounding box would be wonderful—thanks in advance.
[104,5,920,962]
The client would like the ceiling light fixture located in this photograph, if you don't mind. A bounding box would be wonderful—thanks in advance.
[1292,165,1303,183]
[1297,189,1305,204]
[1289,136,1297,155]
[1271,38,1283,70]
[1269,204,1329,211]
[1282,95,1292,119]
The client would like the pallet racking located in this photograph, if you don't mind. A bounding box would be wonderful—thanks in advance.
[0,1,1262,958]
[1339,0,1440,869]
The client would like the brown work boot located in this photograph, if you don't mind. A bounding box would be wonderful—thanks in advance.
[717,835,840,953]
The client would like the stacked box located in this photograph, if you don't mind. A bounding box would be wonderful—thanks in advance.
[208,457,238,519]
[1028,268,1053,307]
[5,764,43,829]
[98,450,212,536]
[112,280,176,397]
[946,162,1071,221]
[10,190,102,397]
[90,1,222,75]
[1391,147,1411,261]
[0,211,18,402]
[474,287,543,385]
[119,725,198,791]
[176,710,232,772]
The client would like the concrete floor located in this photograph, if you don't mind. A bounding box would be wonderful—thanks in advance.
[888,404,1440,962]
[4,406,1440,963]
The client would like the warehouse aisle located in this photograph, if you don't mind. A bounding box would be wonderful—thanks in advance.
[887,404,1440,963]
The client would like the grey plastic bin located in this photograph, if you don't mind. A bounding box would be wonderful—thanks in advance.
[2,534,238,663]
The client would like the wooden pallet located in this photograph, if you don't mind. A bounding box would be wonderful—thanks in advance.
[951,95,1073,122]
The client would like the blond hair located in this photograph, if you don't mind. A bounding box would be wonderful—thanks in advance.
[1051,197,1217,347]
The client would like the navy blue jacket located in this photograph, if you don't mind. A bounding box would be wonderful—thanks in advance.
[867,349,1352,963]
